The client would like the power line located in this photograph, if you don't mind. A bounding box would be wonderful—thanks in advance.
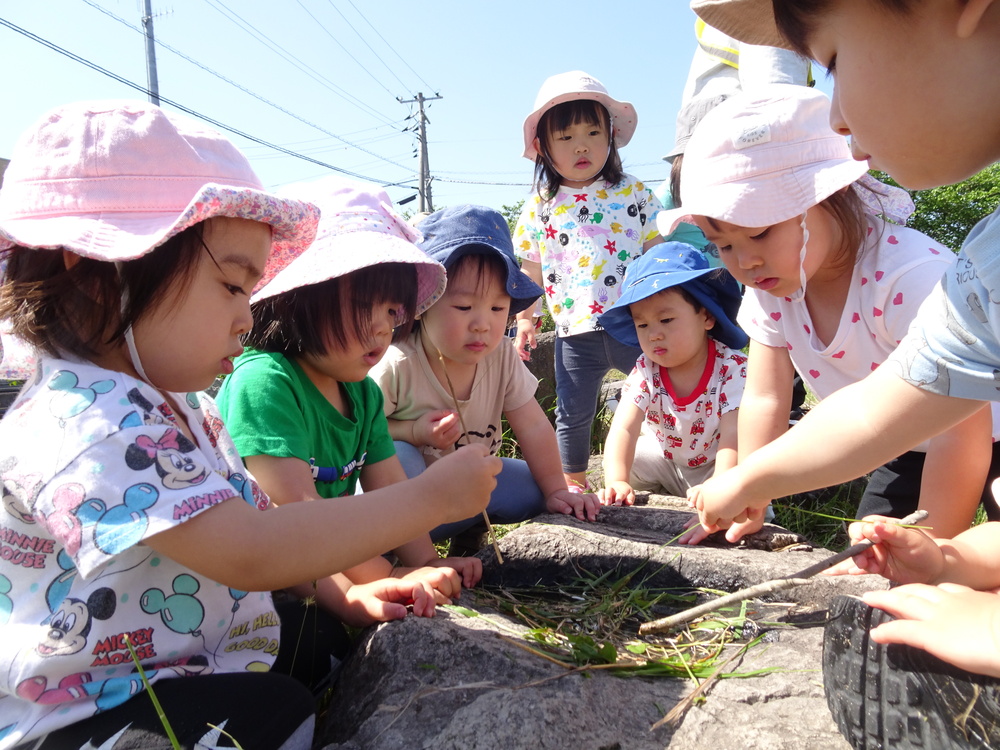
[321,0,411,94]
[200,0,397,126]
[294,0,397,98]
[80,0,415,173]
[0,17,406,185]
[343,0,437,93]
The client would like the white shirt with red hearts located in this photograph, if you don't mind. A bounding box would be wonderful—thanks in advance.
[739,215,956,409]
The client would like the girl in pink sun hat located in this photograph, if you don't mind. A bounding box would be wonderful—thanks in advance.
[0,101,496,750]
[217,177,494,611]
[661,84,1000,546]
[513,70,664,491]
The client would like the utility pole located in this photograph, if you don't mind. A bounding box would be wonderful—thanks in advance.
[142,0,160,105]
[398,92,442,213]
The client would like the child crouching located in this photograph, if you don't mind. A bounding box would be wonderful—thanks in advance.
[597,243,748,507]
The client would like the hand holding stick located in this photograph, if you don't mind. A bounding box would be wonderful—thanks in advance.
[639,510,929,634]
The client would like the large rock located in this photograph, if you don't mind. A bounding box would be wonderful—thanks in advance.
[319,496,883,749]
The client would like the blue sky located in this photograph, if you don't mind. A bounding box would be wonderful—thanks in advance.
[0,1,714,211]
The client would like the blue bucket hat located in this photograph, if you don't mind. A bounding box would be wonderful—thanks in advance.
[598,242,748,350]
[417,205,543,315]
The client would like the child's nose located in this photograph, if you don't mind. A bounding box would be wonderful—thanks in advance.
[234,301,253,337]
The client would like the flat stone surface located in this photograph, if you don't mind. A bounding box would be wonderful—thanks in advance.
[319,493,883,749]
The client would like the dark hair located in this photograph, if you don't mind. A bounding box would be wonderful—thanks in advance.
[669,154,685,207]
[246,262,417,357]
[532,100,625,200]
[0,226,206,359]
[818,185,869,269]
[774,0,916,56]
[413,252,512,333]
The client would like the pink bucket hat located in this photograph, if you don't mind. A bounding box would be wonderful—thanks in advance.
[0,100,319,261]
[252,176,447,315]
[522,71,638,161]
[658,85,879,235]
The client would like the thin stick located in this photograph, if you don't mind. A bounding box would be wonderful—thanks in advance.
[640,510,928,635]
[423,330,503,563]
[652,645,747,730]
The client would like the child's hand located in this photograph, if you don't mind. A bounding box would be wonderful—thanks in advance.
[598,481,635,507]
[399,565,463,604]
[514,318,537,362]
[421,444,501,521]
[824,515,945,584]
[427,555,483,588]
[863,584,1000,678]
[546,488,601,521]
[414,409,463,450]
[687,473,764,532]
[342,578,436,624]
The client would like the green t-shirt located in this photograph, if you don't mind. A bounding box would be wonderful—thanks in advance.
[216,349,396,498]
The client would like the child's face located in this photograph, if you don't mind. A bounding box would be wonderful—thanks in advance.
[629,288,714,371]
[131,217,269,392]
[695,205,841,298]
[418,260,511,369]
[803,0,1000,189]
[536,117,610,189]
[303,297,401,383]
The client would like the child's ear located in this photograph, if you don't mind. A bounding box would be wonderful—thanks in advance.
[957,0,995,38]
[704,313,716,331]
[532,136,542,156]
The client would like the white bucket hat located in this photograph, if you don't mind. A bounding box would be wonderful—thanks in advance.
[252,177,447,316]
[522,71,637,161]
[656,84,915,236]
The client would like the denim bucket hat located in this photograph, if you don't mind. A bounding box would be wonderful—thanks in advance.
[598,242,748,350]
[417,205,543,315]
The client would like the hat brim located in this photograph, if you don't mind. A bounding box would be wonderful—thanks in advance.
[657,157,868,235]
[600,270,748,351]
[691,0,794,50]
[522,92,637,161]
[251,230,447,315]
[0,182,319,264]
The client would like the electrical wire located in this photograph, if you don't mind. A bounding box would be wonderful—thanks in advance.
[343,0,437,93]
[0,17,411,186]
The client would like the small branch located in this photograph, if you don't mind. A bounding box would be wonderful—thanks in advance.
[651,645,747,730]
[423,329,503,564]
[640,510,929,635]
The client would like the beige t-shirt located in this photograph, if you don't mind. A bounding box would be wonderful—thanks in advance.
[371,329,538,463]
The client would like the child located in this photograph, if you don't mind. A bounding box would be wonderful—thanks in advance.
[372,205,601,552]
[512,70,665,491]
[218,178,482,605]
[216,178,484,604]
[0,101,499,750]
[658,84,1000,544]
[684,1,1000,747]
[596,243,749,507]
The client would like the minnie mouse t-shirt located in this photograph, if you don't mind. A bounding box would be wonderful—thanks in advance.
[0,355,277,748]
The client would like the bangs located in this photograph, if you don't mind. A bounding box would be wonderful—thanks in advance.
[542,100,609,136]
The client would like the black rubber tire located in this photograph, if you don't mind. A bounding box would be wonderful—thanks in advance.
[823,594,1000,749]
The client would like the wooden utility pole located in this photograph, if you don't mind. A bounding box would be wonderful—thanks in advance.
[398,92,442,213]
[141,0,160,105]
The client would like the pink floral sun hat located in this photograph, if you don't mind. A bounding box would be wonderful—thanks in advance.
[251,176,447,315]
[522,71,638,161]
[0,100,319,260]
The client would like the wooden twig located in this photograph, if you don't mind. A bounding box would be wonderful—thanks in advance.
[423,330,503,564]
[651,645,747,730]
[640,509,929,635]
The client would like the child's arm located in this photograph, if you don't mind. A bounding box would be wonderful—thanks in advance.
[360,456,482,589]
[599,400,645,507]
[911,404,993,539]
[386,410,462,450]
[505,398,600,520]
[677,407,742,545]
[692,341,793,543]
[286,572,437,625]
[690,366,985,531]
[145,443,500,592]
[514,260,544,362]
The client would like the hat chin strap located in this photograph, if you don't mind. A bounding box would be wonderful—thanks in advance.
[115,262,153,384]
[788,213,810,304]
